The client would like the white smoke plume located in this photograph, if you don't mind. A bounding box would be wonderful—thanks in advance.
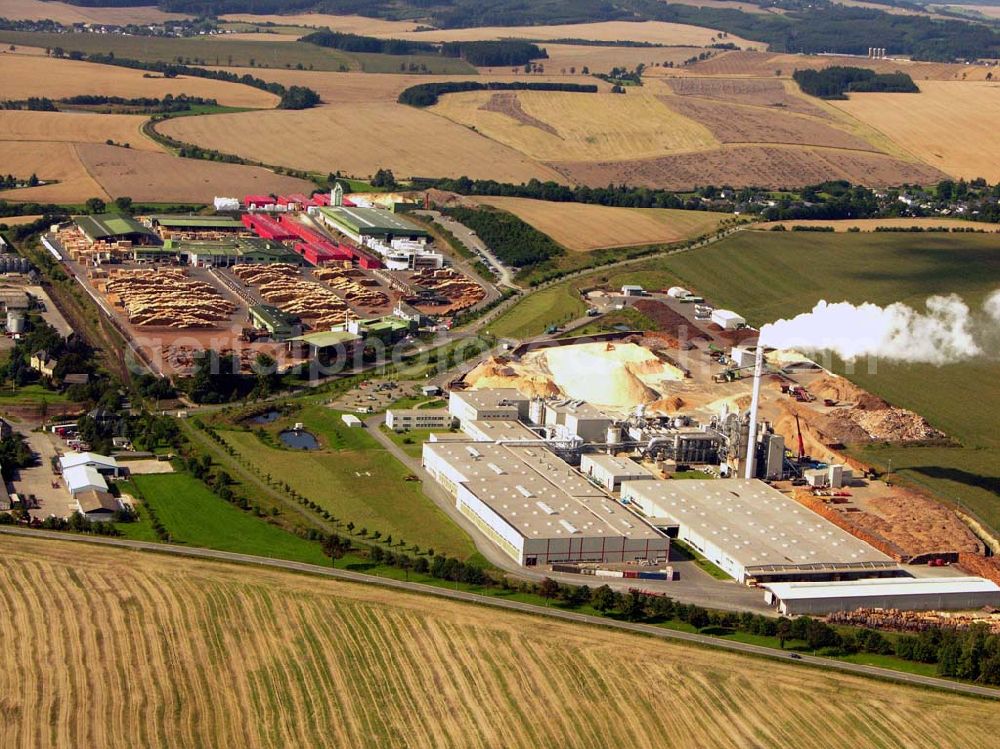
[758,291,1000,365]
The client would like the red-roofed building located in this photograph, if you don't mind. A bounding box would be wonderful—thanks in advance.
[244,195,275,210]
[242,213,297,241]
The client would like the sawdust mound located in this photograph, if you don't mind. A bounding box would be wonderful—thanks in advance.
[848,407,943,441]
[648,395,687,414]
[539,342,676,409]
[465,357,561,398]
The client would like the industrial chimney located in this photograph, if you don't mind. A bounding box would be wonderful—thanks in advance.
[743,345,765,479]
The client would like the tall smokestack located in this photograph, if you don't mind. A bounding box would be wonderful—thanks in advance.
[743,344,765,480]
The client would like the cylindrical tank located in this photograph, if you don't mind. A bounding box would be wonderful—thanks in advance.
[7,311,25,334]
[605,424,621,445]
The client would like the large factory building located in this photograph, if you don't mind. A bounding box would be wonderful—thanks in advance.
[423,441,669,566]
[621,478,898,583]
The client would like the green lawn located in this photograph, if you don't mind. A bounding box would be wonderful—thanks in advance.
[381,426,448,458]
[125,472,329,565]
[221,420,477,559]
[0,383,69,405]
[488,283,587,339]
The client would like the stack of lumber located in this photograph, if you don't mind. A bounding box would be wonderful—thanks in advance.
[313,267,388,310]
[410,268,485,311]
[233,264,352,328]
[105,268,234,327]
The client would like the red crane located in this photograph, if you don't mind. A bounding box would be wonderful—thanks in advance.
[794,413,806,461]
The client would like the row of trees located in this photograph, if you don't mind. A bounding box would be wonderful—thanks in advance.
[397,80,598,108]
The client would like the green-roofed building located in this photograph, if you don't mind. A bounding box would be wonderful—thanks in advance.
[74,214,159,245]
[343,315,414,344]
[249,304,301,341]
[288,329,362,364]
[144,215,246,234]
[160,237,302,267]
[316,206,429,244]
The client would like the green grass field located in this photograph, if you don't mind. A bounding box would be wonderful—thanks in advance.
[220,405,476,559]
[123,473,330,564]
[488,284,587,339]
[0,31,475,74]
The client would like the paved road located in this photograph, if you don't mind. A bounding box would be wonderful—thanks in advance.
[2,526,997,701]
[416,210,519,289]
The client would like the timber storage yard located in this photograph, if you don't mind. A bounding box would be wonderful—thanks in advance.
[40,189,488,376]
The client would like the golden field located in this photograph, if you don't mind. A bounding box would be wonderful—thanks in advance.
[472,196,729,250]
[686,49,997,81]
[1,534,996,749]
[220,12,422,35]
[0,0,185,23]
[0,141,108,202]
[0,214,42,226]
[830,80,1000,181]
[432,89,719,162]
[757,218,1000,232]
[0,110,159,151]
[73,143,315,204]
[0,53,278,108]
[513,44,696,76]
[370,20,760,48]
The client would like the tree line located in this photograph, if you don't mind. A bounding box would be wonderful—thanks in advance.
[301,31,548,67]
[1,93,221,114]
[793,67,919,99]
[397,80,598,108]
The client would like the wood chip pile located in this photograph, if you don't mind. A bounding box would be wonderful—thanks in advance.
[233,263,352,328]
[103,268,234,327]
[313,267,388,310]
[409,268,485,311]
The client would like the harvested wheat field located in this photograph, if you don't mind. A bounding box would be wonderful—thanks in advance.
[0,110,159,151]
[374,20,759,48]
[220,12,422,35]
[0,0,185,23]
[433,90,718,162]
[550,143,947,190]
[686,49,993,81]
[161,101,565,183]
[0,53,278,108]
[757,218,1000,232]
[505,44,695,76]
[0,142,108,202]
[471,196,728,250]
[0,214,41,226]
[4,534,995,749]
[664,77,831,118]
[662,95,880,151]
[831,80,1000,181]
[74,143,314,204]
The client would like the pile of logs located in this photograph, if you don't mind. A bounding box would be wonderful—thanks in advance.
[233,264,353,328]
[410,268,485,311]
[313,267,388,311]
[104,269,234,327]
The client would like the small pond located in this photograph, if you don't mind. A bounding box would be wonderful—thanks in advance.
[250,410,280,424]
[279,429,320,450]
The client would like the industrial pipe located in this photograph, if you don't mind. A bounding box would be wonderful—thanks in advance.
[743,344,765,479]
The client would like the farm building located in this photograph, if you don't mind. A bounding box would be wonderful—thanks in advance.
[423,441,669,566]
[711,309,746,330]
[316,206,429,245]
[620,479,898,583]
[448,389,530,425]
[580,453,657,492]
[75,489,122,522]
[59,452,121,478]
[621,285,645,297]
[63,465,109,496]
[763,577,1000,615]
[0,289,30,311]
[385,408,454,432]
[248,304,301,341]
[74,214,158,246]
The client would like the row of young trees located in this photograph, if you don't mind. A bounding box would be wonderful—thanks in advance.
[792,67,919,99]
[440,205,565,268]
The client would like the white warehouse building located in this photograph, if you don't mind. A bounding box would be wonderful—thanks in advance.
[423,441,668,566]
[580,453,656,492]
[448,389,529,425]
[621,478,897,583]
[711,309,746,330]
[763,577,1000,615]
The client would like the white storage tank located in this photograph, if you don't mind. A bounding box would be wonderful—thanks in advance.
[667,286,691,298]
[6,311,24,334]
